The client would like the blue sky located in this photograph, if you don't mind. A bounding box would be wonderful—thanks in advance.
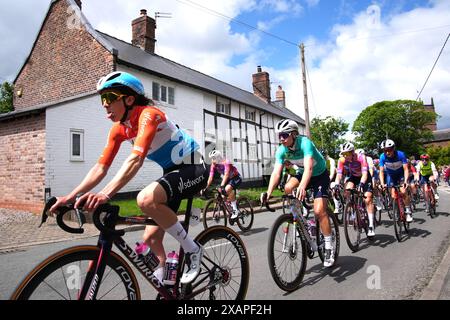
[1,0,449,130]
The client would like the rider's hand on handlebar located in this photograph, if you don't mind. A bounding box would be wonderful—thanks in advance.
[75,192,109,212]
[295,187,307,201]
[49,196,74,214]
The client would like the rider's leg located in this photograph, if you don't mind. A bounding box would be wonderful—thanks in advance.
[284,176,300,195]
[142,226,166,281]
[137,182,199,253]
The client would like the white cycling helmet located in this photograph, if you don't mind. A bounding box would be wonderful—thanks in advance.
[340,142,355,153]
[355,148,365,155]
[209,150,223,161]
[275,119,299,133]
[380,139,395,149]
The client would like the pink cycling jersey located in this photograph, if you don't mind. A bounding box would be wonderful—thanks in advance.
[210,159,239,178]
[337,153,368,177]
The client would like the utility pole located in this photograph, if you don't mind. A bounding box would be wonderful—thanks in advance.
[300,43,310,138]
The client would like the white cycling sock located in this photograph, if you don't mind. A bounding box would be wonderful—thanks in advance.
[166,222,198,253]
[154,265,165,283]
[368,212,374,228]
[231,201,238,211]
[324,235,332,250]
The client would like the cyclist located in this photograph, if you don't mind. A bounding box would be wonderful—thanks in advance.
[203,150,242,222]
[378,139,413,222]
[417,154,439,206]
[335,143,376,237]
[50,71,207,284]
[261,119,336,267]
[406,159,419,204]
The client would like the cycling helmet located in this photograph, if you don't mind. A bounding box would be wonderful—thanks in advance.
[380,139,395,149]
[96,71,145,96]
[355,148,365,155]
[340,142,355,153]
[420,154,430,160]
[209,150,223,161]
[275,119,299,133]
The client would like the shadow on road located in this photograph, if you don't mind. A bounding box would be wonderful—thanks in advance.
[237,227,268,236]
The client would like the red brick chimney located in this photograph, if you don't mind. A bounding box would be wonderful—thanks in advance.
[132,9,156,53]
[424,97,437,131]
[252,66,271,103]
[275,85,286,107]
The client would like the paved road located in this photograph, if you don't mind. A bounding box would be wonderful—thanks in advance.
[1,187,449,300]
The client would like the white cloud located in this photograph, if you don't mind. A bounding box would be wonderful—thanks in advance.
[290,1,450,129]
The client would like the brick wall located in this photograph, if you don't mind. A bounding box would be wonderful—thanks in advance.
[13,0,114,111]
[0,113,46,213]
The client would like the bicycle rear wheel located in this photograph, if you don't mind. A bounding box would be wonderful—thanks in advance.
[10,246,140,300]
[183,226,249,300]
[202,199,227,229]
[236,197,254,232]
[428,189,437,218]
[267,214,307,292]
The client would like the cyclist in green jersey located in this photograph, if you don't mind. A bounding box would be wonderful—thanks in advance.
[261,119,335,267]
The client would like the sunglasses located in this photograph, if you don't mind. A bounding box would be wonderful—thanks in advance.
[279,132,291,140]
[342,151,353,157]
[101,92,126,105]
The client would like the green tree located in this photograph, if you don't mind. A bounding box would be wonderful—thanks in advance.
[352,100,437,157]
[426,145,450,167]
[0,81,14,113]
[310,116,349,158]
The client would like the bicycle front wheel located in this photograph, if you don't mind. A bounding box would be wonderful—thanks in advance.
[392,201,406,242]
[267,214,307,292]
[236,197,254,232]
[343,203,361,252]
[202,199,227,229]
[10,246,140,300]
[184,226,250,300]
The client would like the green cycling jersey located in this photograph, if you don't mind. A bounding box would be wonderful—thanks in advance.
[275,136,326,177]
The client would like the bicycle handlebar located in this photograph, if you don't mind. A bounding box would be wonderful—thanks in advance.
[40,197,125,236]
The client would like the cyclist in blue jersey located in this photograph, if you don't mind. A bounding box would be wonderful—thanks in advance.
[261,119,335,267]
[378,139,413,222]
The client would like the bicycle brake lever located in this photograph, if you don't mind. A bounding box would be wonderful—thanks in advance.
[39,196,57,228]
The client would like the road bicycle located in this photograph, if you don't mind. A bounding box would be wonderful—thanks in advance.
[11,196,250,300]
[342,188,371,252]
[202,189,254,232]
[389,185,410,242]
[263,193,340,292]
[422,180,437,218]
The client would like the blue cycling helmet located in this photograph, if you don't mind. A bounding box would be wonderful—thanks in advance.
[96,71,145,96]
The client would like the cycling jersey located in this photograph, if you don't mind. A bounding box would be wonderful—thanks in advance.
[417,161,437,178]
[379,150,407,176]
[275,136,326,177]
[98,105,199,169]
[337,153,368,177]
[210,159,240,178]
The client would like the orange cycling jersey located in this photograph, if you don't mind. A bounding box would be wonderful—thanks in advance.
[98,105,199,169]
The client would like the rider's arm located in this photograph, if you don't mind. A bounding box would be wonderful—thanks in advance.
[221,162,231,187]
[298,156,313,199]
[205,164,215,189]
[379,166,385,186]
[403,163,409,184]
[360,155,369,185]
[431,162,438,180]
[329,157,336,180]
[335,158,344,185]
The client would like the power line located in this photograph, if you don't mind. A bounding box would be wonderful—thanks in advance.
[416,32,450,101]
[174,0,298,47]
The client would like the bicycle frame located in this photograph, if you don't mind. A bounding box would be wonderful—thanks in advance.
[390,185,406,222]
[44,197,206,300]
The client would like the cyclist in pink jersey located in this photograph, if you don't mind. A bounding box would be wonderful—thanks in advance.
[203,150,242,221]
[334,142,376,237]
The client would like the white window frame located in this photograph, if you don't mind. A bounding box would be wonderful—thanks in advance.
[70,129,84,162]
[216,97,231,115]
[152,81,175,106]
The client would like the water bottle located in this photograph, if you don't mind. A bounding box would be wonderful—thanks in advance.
[164,251,179,286]
[135,242,160,270]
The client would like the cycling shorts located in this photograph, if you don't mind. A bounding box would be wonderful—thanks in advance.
[224,175,242,190]
[419,174,433,186]
[386,173,405,187]
[346,174,373,193]
[294,169,330,199]
[157,161,209,212]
